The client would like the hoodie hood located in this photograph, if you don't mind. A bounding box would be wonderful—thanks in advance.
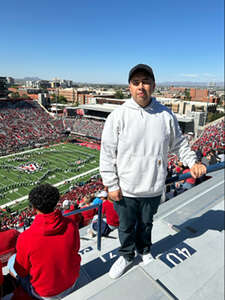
[123,97,157,119]
[32,209,66,236]
[124,97,156,110]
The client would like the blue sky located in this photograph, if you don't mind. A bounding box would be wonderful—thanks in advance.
[1,0,224,84]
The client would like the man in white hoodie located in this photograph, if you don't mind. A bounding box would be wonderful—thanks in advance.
[100,64,206,279]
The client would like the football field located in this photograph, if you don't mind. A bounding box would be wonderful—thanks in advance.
[0,143,100,208]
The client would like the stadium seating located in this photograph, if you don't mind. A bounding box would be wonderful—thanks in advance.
[191,119,224,155]
[68,116,104,139]
[0,99,65,154]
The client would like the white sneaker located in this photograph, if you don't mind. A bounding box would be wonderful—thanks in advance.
[140,253,154,265]
[109,256,133,279]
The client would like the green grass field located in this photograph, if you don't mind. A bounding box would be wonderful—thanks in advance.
[0,143,100,208]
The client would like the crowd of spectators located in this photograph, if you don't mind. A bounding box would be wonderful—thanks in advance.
[1,117,224,230]
[191,118,224,156]
[0,177,104,230]
[67,116,104,140]
[165,118,224,199]
[0,100,65,155]
[0,114,224,298]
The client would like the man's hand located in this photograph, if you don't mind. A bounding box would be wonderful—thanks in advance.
[108,189,122,202]
[190,163,207,179]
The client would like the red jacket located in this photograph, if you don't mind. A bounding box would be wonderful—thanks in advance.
[0,229,20,266]
[64,208,82,226]
[0,229,20,254]
[14,210,81,297]
[102,200,119,227]
[81,205,96,226]
[183,169,196,185]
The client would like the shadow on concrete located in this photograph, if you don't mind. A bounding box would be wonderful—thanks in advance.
[76,209,224,289]
[151,209,225,258]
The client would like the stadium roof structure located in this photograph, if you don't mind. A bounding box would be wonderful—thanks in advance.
[78,103,123,113]
[157,97,217,107]
[64,167,224,300]
[78,101,194,124]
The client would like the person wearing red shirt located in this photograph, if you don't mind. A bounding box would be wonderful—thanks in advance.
[63,200,82,228]
[79,195,96,226]
[90,191,119,237]
[182,167,196,190]
[0,223,20,267]
[7,184,81,300]
[102,199,119,229]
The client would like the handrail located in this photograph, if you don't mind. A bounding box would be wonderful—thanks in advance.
[63,162,224,251]
[63,203,102,251]
[166,161,224,184]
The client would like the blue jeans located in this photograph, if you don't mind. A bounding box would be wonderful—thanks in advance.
[182,182,194,190]
[7,254,77,300]
[113,195,161,261]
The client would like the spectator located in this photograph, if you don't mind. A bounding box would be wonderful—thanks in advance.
[217,148,225,162]
[100,63,206,279]
[63,200,82,227]
[0,221,20,266]
[80,195,97,227]
[7,184,81,300]
[102,198,119,230]
[92,191,105,205]
[202,151,217,166]
[181,166,196,191]
[90,191,119,237]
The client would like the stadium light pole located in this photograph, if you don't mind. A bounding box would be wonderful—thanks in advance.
[205,83,210,125]
[56,88,58,117]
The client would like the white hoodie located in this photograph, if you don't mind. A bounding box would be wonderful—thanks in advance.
[100,98,197,198]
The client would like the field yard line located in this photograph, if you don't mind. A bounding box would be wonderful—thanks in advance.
[0,167,99,209]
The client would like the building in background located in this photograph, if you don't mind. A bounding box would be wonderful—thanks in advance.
[58,88,77,103]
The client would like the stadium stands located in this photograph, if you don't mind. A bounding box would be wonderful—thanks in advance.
[68,116,104,139]
[0,99,65,155]
[191,118,224,155]
[0,104,224,299]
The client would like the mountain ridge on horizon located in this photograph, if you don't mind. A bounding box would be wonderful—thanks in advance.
[14,77,224,87]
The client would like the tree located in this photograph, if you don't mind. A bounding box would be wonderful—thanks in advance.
[51,94,67,103]
[184,89,191,101]
[207,111,224,123]
[114,90,124,99]
[58,95,68,104]
[10,92,20,99]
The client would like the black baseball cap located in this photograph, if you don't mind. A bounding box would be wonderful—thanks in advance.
[128,64,155,83]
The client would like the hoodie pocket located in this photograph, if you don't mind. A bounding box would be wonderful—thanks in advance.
[118,154,166,193]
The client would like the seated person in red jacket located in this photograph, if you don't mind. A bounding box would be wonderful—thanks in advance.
[7,184,81,300]
[102,198,119,230]
[79,195,96,227]
[62,200,83,228]
[90,191,119,237]
[0,221,20,266]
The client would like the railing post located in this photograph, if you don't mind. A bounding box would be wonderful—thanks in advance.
[97,202,102,251]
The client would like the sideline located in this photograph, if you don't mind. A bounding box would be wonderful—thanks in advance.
[0,143,65,159]
[0,167,99,209]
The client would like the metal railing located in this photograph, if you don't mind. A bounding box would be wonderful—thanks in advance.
[166,161,224,184]
[63,161,224,251]
[63,203,103,251]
